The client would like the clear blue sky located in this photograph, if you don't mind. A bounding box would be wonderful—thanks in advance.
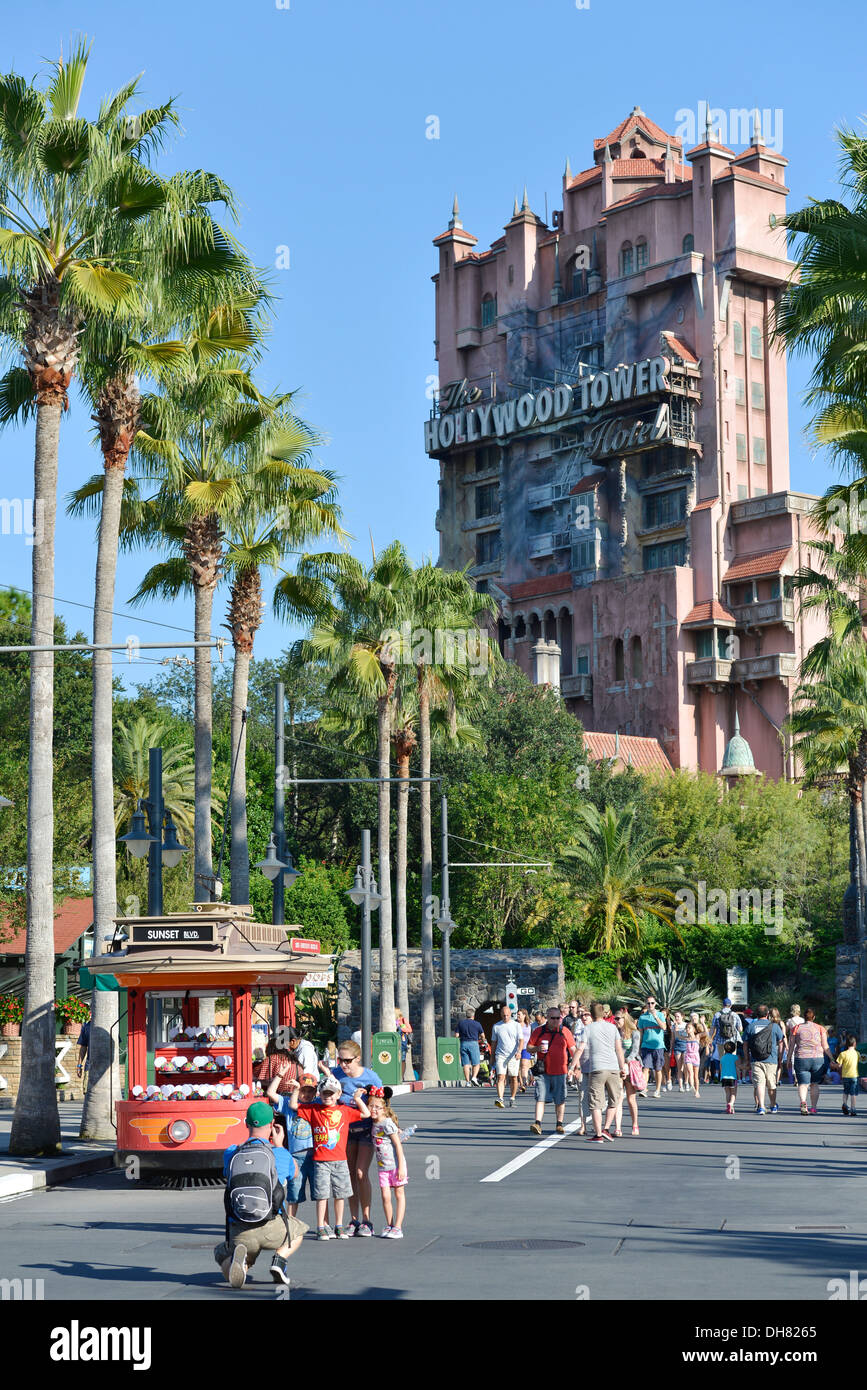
[0,0,863,686]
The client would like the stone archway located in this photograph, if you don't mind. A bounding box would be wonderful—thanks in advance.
[474,999,506,1048]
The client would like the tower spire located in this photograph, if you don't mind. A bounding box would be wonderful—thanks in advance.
[521,184,530,212]
[448,194,462,229]
[564,154,572,180]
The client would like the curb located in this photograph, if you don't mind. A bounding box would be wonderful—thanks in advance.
[0,1149,114,1200]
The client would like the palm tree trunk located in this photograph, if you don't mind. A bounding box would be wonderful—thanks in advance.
[418,671,437,1081]
[395,747,411,1021]
[857,782,867,944]
[229,641,251,904]
[10,399,62,1155]
[193,578,215,902]
[80,461,126,1140]
[377,688,395,1031]
[861,778,867,941]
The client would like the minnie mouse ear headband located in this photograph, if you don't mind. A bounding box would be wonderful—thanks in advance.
[367,1086,386,1098]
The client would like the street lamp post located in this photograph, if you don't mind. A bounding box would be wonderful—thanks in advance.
[347,829,382,1066]
[118,746,189,917]
[437,793,455,1038]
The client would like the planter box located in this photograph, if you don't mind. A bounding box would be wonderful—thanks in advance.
[60,1021,82,1039]
[1,1023,20,1038]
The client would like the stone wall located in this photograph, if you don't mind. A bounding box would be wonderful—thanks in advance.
[0,1034,86,1105]
[337,948,564,1038]
[836,944,864,1039]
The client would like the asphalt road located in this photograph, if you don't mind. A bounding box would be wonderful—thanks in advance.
[1,1081,865,1302]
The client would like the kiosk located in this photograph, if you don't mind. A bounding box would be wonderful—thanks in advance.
[86,904,328,1172]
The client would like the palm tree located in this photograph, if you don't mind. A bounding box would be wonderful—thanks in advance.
[0,45,179,1155]
[559,803,688,966]
[113,715,197,843]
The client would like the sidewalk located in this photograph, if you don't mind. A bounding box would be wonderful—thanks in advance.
[0,1102,115,1199]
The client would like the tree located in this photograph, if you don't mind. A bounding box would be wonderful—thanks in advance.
[619,960,718,1016]
[113,715,197,842]
[0,44,177,1155]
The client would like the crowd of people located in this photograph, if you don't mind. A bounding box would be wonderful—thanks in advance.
[214,1032,412,1291]
[457,996,863,1139]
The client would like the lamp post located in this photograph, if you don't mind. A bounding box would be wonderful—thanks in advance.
[436,792,455,1038]
[346,829,382,1066]
[118,747,189,916]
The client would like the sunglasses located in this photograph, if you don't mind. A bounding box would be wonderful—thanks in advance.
[337,1055,357,1062]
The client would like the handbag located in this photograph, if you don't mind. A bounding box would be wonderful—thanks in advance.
[628,1057,645,1089]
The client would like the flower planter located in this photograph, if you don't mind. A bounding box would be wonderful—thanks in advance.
[61,1021,82,1039]
[1,1023,20,1038]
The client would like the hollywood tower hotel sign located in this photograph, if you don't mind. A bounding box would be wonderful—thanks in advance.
[425,106,827,779]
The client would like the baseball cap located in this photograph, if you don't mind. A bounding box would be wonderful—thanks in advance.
[723,998,732,1006]
[318,1076,341,1097]
[299,1073,318,1087]
[246,1100,275,1128]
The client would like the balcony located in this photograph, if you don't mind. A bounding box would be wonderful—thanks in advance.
[527,482,571,509]
[686,658,733,686]
[731,598,795,630]
[732,653,798,682]
[529,531,572,558]
[561,673,592,700]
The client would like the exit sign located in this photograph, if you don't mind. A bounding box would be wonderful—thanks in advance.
[289,937,321,955]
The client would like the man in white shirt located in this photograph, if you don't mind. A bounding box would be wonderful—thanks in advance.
[491,1004,523,1110]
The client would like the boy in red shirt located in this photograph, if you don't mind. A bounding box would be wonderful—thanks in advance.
[286,1074,370,1240]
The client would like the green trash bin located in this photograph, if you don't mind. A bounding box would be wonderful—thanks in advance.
[437,1036,462,1083]
[371,1031,402,1086]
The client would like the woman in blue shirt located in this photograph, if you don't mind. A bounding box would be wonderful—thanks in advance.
[323,1041,383,1237]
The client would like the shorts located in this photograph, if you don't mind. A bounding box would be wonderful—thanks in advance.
[214,1211,308,1267]
[588,1070,623,1111]
[520,1049,532,1061]
[378,1168,409,1190]
[720,1074,738,1087]
[641,1048,665,1071]
[534,1072,567,1107]
[673,1043,687,1056]
[794,1056,828,1086]
[311,1159,354,1201]
[843,1077,859,1097]
[285,1149,314,1204]
[751,1060,779,1091]
[460,1041,481,1067]
[495,1055,520,1077]
[347,1116,374,1145]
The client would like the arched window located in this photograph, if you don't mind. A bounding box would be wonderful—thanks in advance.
[543,610,557,642]
[750,324,763,359]
[682,233,694,254]
[481,293,497,327]
[631,636,643,681]
[614,639,625,681]
[619,242,634,277]
[514,615,526,639]
[529,614,542,641]
[635,239,648,271]
[571,261,587,299]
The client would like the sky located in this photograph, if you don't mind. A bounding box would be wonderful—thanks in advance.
[0,0,864,690]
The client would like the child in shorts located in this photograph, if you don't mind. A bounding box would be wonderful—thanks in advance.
[286,1074,370,1239]
[278,1072,317,1215]
[368,1087,408,1239]
[836,1034,861,1116]
[721,1040,738,1113]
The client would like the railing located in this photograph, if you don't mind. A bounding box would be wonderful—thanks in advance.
[529,531,572,557]
[732,653,798,681]
[731,599,795,629]
[686,658,733,685]
[561,673,593,699]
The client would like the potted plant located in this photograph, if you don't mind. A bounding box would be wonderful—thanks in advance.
[0,995,23,1037]
[54,996,91,1038]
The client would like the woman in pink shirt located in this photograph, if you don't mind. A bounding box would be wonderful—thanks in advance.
[790,1008,834,1114]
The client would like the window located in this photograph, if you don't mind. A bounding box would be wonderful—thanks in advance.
[682,233,694,254]
[635,240,648,271]
[751,381,765,409]
[733,321,744,355]
[614,639,625,681]
[474,444,499,472]
[695,628,729,660]
[476,482,498,518]
[571,262,587,298]
[620,243,634,277]
[481,294,497,328]
[476,529,500,565]
[575,646,590,674]
[750,325,763,358]
[737,484,748,500]
[631,636,643,680]
[732,582,755,606]
[574,537,595,570]
[643,539,687,571]
[753,437,766,466]
[643,488,687,528]
[734,378,745,405]
[508,264,515,284]
[736,433,747,462]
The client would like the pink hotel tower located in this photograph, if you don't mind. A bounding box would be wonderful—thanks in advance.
[425,106,826,779]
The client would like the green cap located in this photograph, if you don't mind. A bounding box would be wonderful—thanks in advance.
[245,1101,274,1128]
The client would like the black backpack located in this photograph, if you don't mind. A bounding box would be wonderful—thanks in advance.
[719,1010,740,1042]
[224,1140,285,1226]
[748,1022,775,1061]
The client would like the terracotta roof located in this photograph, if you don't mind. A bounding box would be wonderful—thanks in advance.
[570,473,605,495]
[684,140,736,158]
[723,547,791,582]
[691,497,719,511]
[582,732,673,773]
[613,158,691,179]
[661,331,699,364]
[432,228,478,246]
[682,600,736,626]
[605,181,693,213]
[730,147,788,168]
[567,166,602,190]
[508,573,573,602]
[594,110,679,152]
[716,166,788,192]
[1,896,93,957]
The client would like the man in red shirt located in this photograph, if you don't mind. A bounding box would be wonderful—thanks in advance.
[528,1006,577,1136]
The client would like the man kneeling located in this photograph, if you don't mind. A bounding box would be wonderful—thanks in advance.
[214,1100,308,1289]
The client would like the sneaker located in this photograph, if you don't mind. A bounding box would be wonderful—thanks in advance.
[494,1099,505,1109]
[334,1225,351,1239]
[843,1104,851,1116]
[379,1226,393,1237]
[270,1255,291,1286]
[229,1243,248,1289]
[555,1122,565,1134]
[219,1257,232,1283]
[666,1081,673,1091]
[317,1225,335,1240]
[470,1077,481,1087]
[756,1107,766,1115]
[808,1107,819,1115]
[631,1126,640,1136]
[770,1104,779,1113]
[586,1134,606,1143]
[530,1121,542,1136]
[356,1221,374,1237]
[348,1219,361,1236]
[508,1098,515,1108]
[382,1227,404,1239]
[726,1103,734,1115]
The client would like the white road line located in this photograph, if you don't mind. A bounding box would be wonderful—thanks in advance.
[480,1117,586,1182]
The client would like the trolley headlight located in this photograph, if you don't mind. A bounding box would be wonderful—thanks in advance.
[168,1119,192,1144]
